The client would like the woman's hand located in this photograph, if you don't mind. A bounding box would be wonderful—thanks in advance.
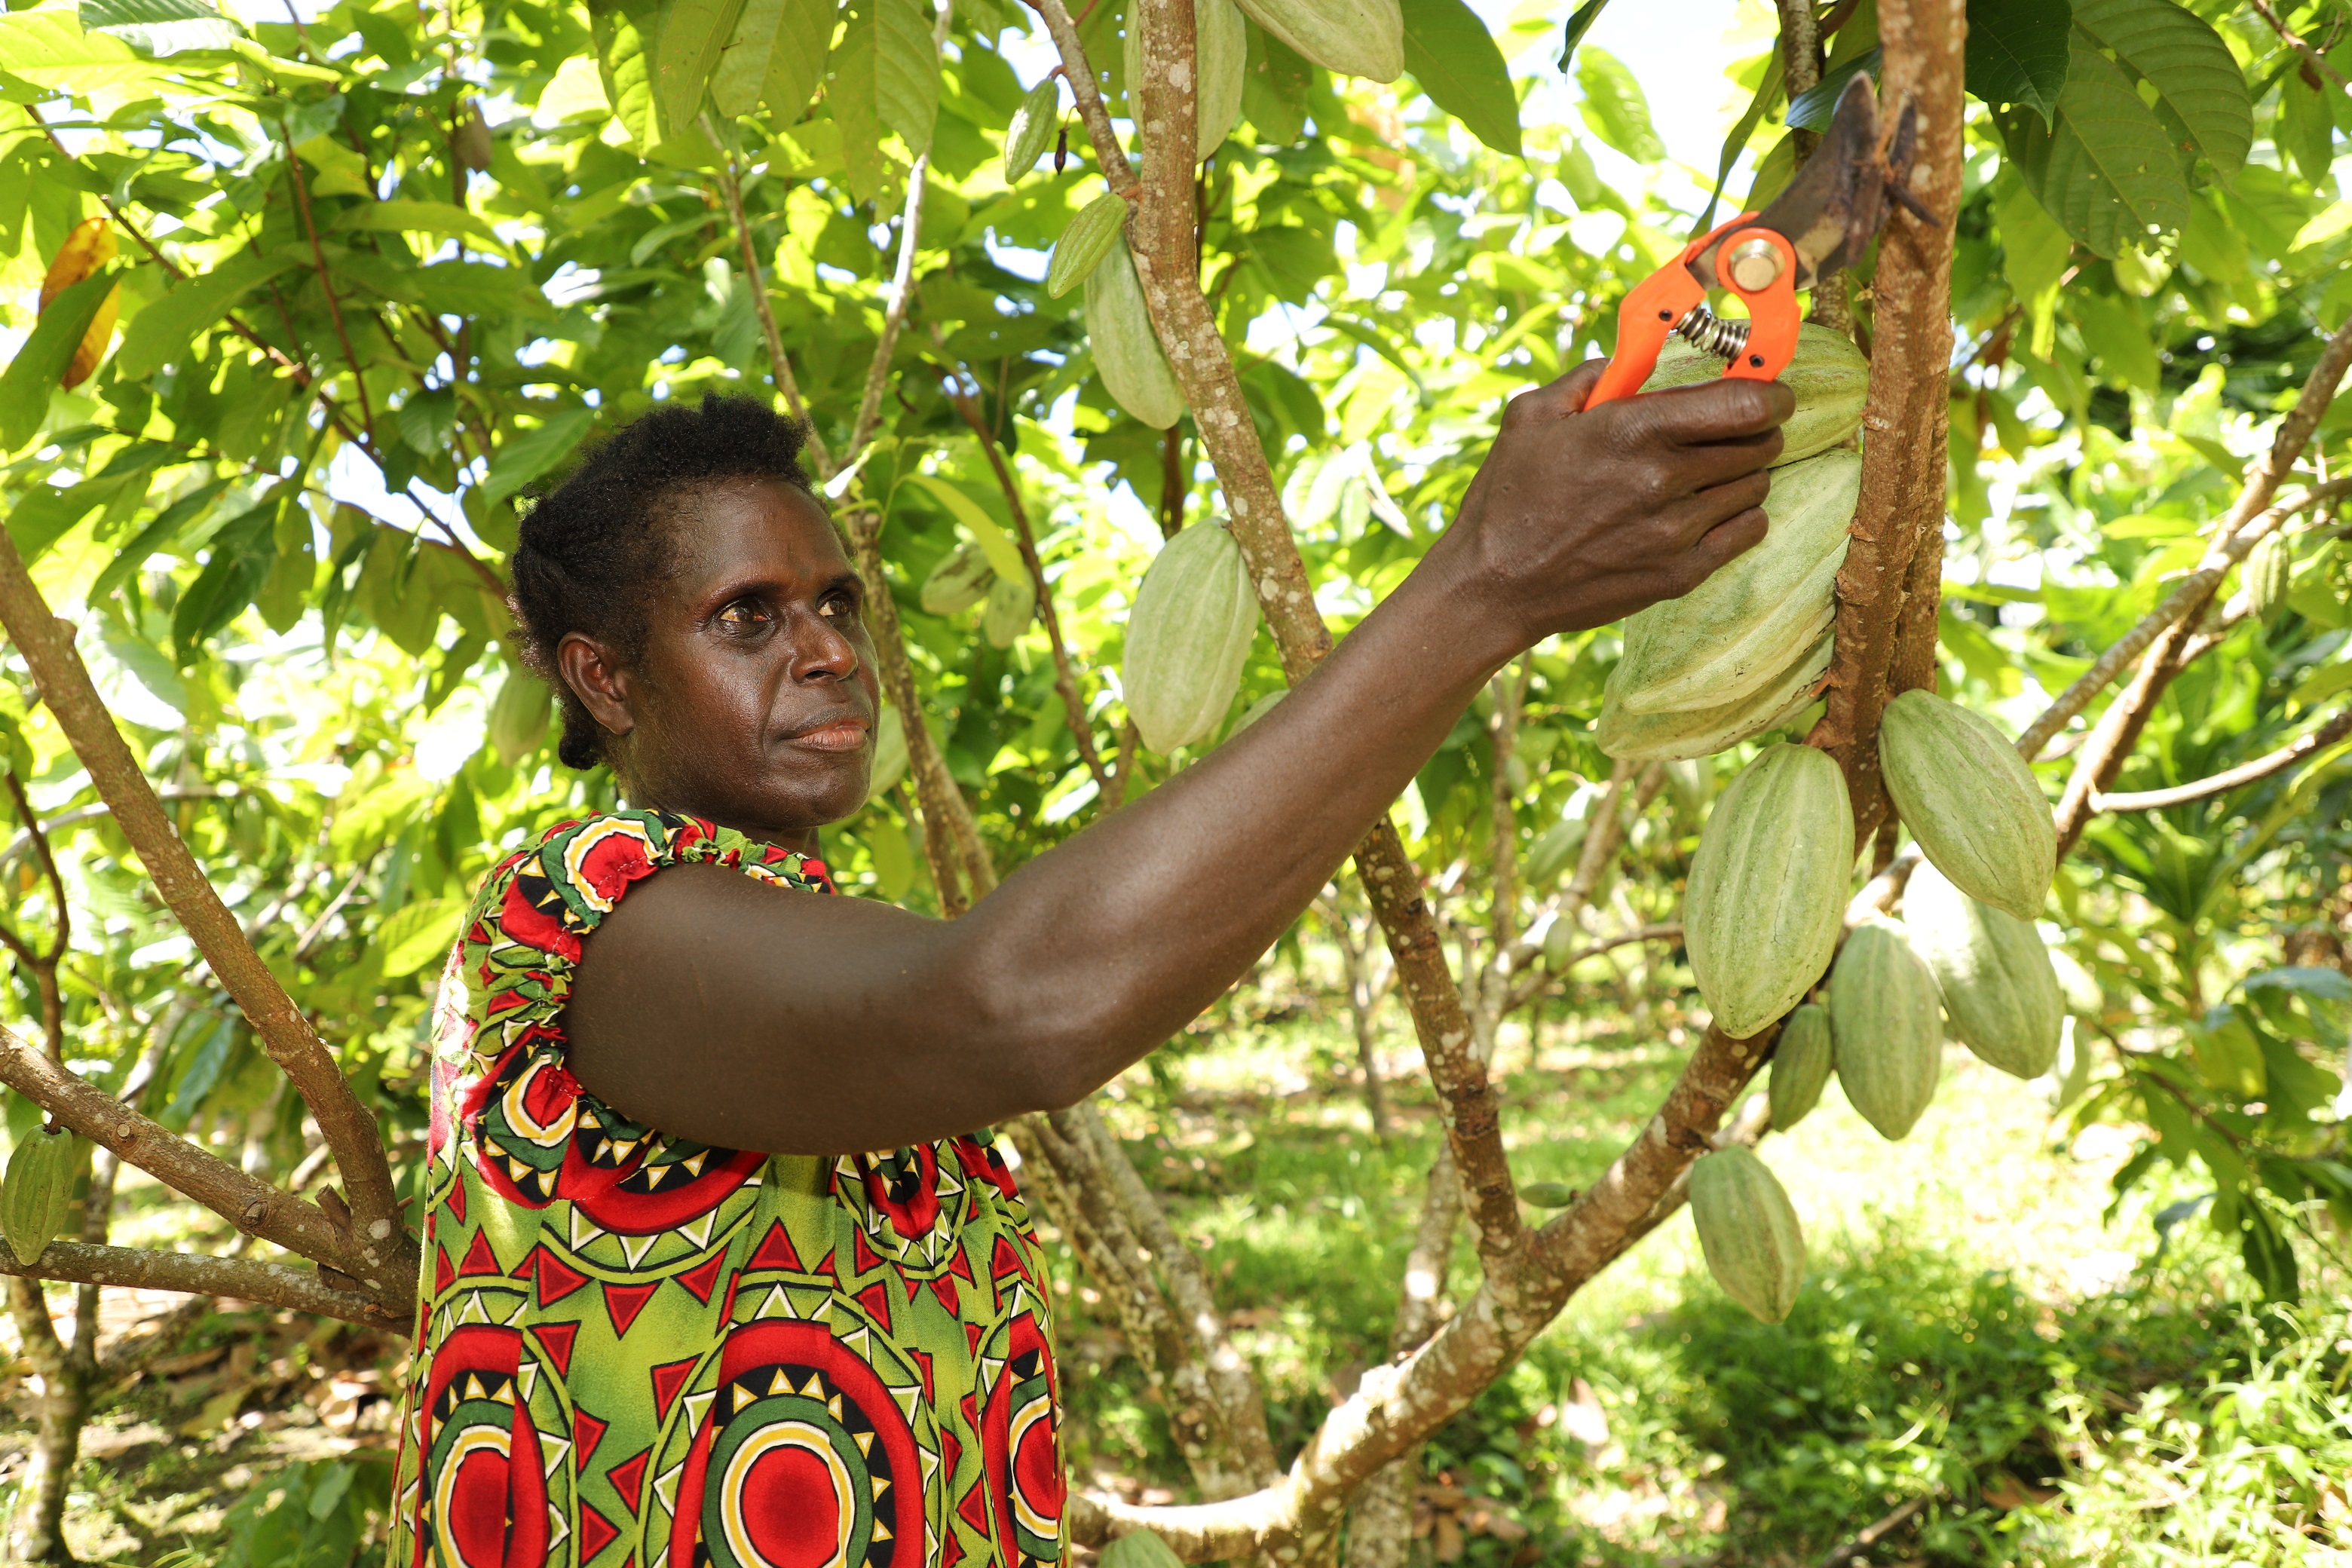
[1425,360,1792,648]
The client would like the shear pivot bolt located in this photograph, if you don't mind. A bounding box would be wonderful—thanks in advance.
[1726,237,1784,292]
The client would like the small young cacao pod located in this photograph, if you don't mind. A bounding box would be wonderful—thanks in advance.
[1597,628,1831,762]
[1524,813,1589,890]
[2245,530,2293,622]
[1518,1181,1579,1208]
[487,669,552,766]
[1004,78,1061,182]
[1689,1146,1806,1324]
[920,540,997,614]
[1685,744,1853,1039]
[1084,238,1185,429]
[1768,1002,1833,1132]
[1123,522,1260,752]
[867,704,908,800]
[3,1126,80,1268]
[1231,0,1401,81]
[1125,0,1248,158]
[1877,690,2055,923]
[1829,915,1944,1141]
[1902,861,2062,1080]
[1610,448,1860,717]
[1046,191,1130,299]
[1640,323,1869,468]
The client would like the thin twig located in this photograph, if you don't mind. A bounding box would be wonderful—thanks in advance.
[2092,708,2352,813]
[2249,0,2350,93]
[849,153,933,461]
[277,122,378,454]
[706,112,835,479]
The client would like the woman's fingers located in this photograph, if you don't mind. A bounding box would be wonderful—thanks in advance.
[1605,377,1796,454]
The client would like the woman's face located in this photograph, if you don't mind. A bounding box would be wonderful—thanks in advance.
[559,477,881,850]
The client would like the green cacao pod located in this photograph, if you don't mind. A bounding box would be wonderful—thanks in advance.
[1640,323,1869,467]
[1046,191,1129,299]
[1689,1146,1806,1324]
[1611,449,1860,716]
[1518,1180,1579,1208]
[1877,690,2055,923]
[1901,861,2062,1080]
[1085,239,1184,429]
[1768,1002,1833,1132]
[1684,743,1853,1039]
[1829,915,1943,1141]
[1232,0,1400,80]
[487,669,551,766]
[982,568,1035,648]
[866,704,908,801]
[1004,78,1061,182]
[920,540,995,614]
[2245,530,2293,621]
[1125,0,1248,158]
[1524,813,1589,889]
[3,1126,78,1267]
[1597,627,1831,762]
[1124,522,1260,751]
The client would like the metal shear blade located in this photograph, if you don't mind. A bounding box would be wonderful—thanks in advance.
[1689,72,1915,296]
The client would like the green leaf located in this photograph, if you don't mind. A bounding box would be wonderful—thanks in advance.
[1101,1531,1184,1568]
[1995,42,2188,258]
[331,199,505,250]
[87,476,231,603]
[479,406,596,506]
[5,479,113,565]
[1995,176,2071,300]
[172,498,279,660]
[1576,46,1661,164]
[710,0,782,116]
[1965,0,2068,123]
[655,0,747,133]
[378,896,465,978]
[874,0,938,155]
[0,9,153,87]
[1400,0,1521,158]
[1242,20,1310,146]
[594,0,666,149]
[78,0,241,54]
[2279,71,2335,187]
[2072,292,2159,394]
[0,271,114,452]
[829,1,887,202]
[905,474,1027,583]
[1695,51,1780,233]
[115,252,302,380]
[2069,0,2250,178]
[1554,0,1605,71]
[1787,46,1878,132]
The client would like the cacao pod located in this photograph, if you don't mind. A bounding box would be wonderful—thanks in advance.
[1004,78,1061,182]
[1046,191,1130,299]
[1877,690,2055,923]
[1829,914,1943,1141]
[1125,0,1248,158]
[1611,448,1860,716]
[1597,627,1831,762]
[1518,1181,1579,1208]
[1901,861,2062,1080]
[2,1126,78,1268]
[2245,530,2293,621]
[1689,1146,1805,1324]
[488,669,552,765]
[1524,813,1589,889]
[1231,0,1401,81]
[920,541,996,614]
[1663,757,1713,827]
[867,704,908,800]
[982,567,1035,648]
[1768,1002,1833,1132]
[1085,239,1184,429]
[1639,323,1870,467]
[1123,522,1260,751]
[1684,743,1853,1039]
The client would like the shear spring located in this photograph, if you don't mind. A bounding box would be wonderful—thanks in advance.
[1673,302,1750,361]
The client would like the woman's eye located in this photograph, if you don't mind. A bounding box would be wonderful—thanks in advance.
[819,594,857,621]
[718,601,771,631]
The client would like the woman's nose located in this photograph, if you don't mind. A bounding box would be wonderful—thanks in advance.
[793,610,861,682]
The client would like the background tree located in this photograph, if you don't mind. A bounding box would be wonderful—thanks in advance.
[0,0,2346,1558]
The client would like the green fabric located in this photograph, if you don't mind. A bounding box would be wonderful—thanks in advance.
[389,809,1065,1567]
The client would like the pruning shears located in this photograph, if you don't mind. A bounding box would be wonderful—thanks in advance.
[1587,74,1930,408]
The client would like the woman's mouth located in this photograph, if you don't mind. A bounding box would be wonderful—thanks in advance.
[788,718,870,752]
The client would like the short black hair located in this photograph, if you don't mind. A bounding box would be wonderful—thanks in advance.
[507,394,819,770]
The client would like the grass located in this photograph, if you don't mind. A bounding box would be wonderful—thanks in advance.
[3,985,2347,1563]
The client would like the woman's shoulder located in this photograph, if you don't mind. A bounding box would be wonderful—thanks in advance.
[461,808,835,966]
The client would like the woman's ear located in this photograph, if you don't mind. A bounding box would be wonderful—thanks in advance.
[556,632,635,741]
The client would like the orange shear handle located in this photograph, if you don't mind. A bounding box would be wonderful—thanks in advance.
[1585,214,1802,409]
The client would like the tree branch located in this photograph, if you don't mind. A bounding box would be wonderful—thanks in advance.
[278,121,379,455]
[0,1239,403,1331]
[1801,0,1965,847]
[2091,708,2352,813]
[707,115,835,479]
[2249,0,2350,93]
[849,154,933,463]
[0,536,408,1277]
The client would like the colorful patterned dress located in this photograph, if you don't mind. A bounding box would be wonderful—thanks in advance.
[389,810,1065,1568]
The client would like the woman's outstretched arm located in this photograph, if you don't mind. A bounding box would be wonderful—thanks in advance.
[564,363,1790,1153]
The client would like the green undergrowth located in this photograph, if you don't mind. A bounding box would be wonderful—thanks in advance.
[1065,997,2352,1566]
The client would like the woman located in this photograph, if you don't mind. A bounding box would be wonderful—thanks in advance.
[390,366,1789,1567]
